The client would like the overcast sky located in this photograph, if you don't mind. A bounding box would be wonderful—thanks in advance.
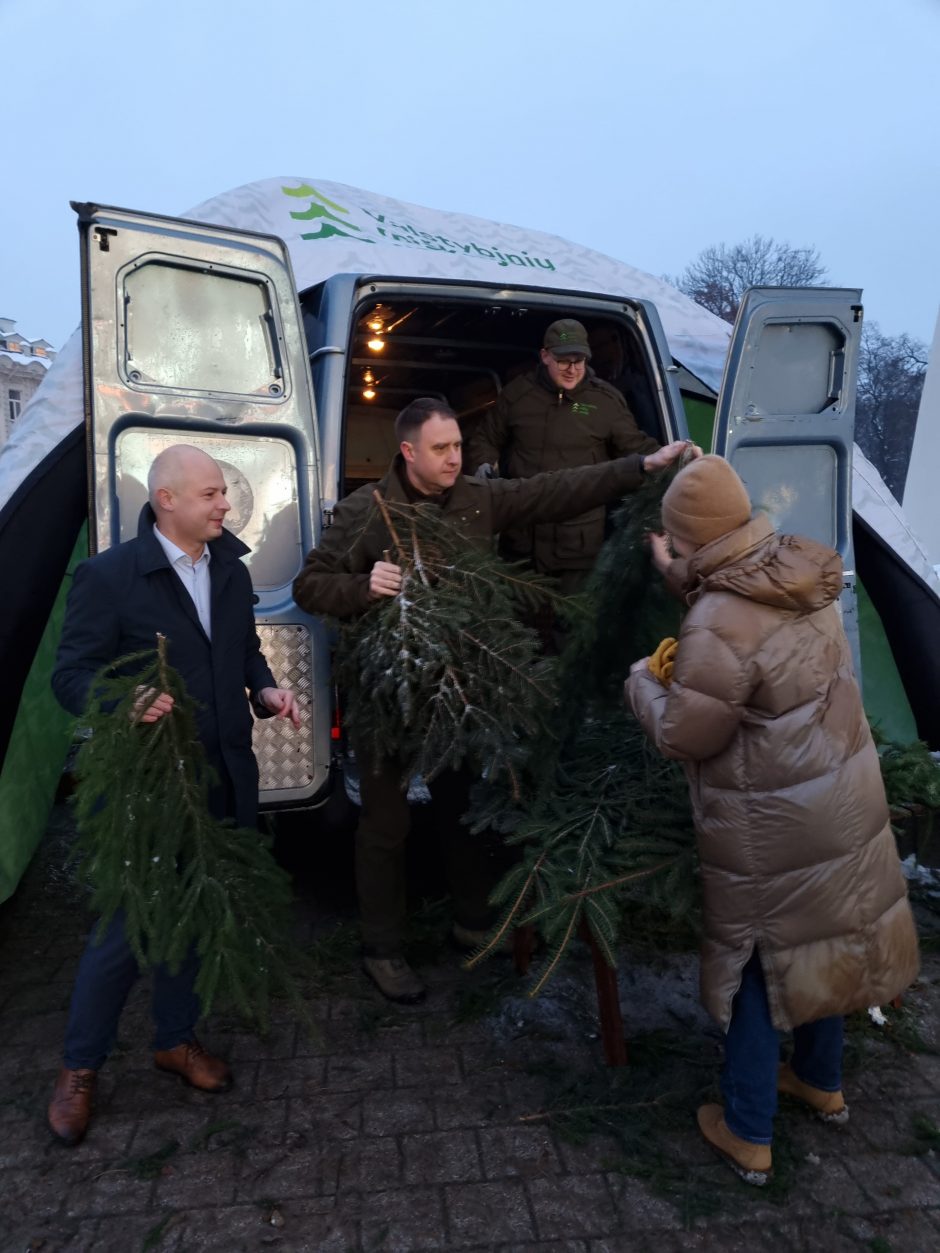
[3,0,938,354]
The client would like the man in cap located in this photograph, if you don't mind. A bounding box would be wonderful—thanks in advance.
[463,318,661,593]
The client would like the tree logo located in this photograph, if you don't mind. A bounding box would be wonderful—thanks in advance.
[280,183,557,274]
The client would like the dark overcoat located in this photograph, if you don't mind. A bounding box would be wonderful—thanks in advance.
[53,505,275,828]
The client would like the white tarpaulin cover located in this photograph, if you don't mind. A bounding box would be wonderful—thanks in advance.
[1,175,937,603]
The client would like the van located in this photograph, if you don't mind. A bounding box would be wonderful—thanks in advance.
[67,193,933,823]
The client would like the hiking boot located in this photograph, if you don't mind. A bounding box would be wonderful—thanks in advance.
[697,1104,772,1186]
[154,1038,233,1092]
[778,1062,849,1125]
[48,1066,97,1146]
[362,955,426,1005]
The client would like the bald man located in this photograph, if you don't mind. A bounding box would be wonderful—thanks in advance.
[48,445,298,1147]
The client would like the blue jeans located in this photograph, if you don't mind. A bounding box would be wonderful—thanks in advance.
[63,910,200,1070]
[721,951,844,1145]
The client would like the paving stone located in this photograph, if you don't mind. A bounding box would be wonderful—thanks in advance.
[850,1095,940,1153]
[840,1206,940,1247]
[402,1128,483,1184]
[62,1162,155,1217]
[908,1051,940,1092]
[288,1089,363,1140]
[845,1151,940,1208]
[237,1142,343,1200]
[502,1242,589,1253]
[1,1160,83,1223]
[325,1049,394,1092]
[445,1178,536,1243]
[0,1215,101,1252]
[660,1221,804,1252]
[125,1100,252,1158]
[478,1124,562,1179]
[362,1087,436,1135]
[151,1146,241,1208]
[433,1077,510,1129]
[395,1045,464,1087]
[791,1155,869,1213]
[44,1113,140,1167]
[5,814,940,1251]
[3,1008,70,1049]
[338,1134,404,1190]
[227,1019,298,1061]
[527,1173,619,1240]
[554,1131,624,1174]
[253,1055,328,1099]
[604,1172,683,1232]
[360,1184,448,1250]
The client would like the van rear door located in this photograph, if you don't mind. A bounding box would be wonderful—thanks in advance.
[74,202,331,809]
[713,286,863,665]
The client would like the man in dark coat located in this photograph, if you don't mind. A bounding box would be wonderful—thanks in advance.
[293,398,691,1004]
[463,318,661,592]
[48,445,299,1146]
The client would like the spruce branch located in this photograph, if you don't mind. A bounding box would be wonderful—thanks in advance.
[70,640,311,1034]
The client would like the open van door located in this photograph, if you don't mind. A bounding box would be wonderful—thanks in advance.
[713,286,864,670]
[74,202,331,809]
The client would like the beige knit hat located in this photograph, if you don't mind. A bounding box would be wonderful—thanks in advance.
[660,455,752,545]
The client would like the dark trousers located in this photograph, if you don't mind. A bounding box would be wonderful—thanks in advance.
[355,750,504,956]
[721,952,844,1144]
[63,774,235,1070]
[63,909,200,1070]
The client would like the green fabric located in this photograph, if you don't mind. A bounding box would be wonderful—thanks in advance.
[857,577,918,744]
[681,395,717,451]
[0,525,87,904]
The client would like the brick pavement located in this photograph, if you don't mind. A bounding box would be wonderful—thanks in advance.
[1,809,939,1252]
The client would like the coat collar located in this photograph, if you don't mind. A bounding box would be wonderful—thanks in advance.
[135,502,251,575]
[680,513,777,604]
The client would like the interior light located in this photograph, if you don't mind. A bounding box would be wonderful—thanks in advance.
[367,337,385,352]
[362,387,377,401]
[363,369,374,384]
[367,317,384,333]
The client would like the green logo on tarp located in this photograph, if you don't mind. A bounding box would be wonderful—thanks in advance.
[281,184,556,273]
[283,183,373,243]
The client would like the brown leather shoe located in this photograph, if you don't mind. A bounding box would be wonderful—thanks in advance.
[48,1066,97,1146]
[154,1039,232,1092]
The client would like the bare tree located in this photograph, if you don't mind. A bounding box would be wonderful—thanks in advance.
[855,323,927,501]
[670,235,827,324]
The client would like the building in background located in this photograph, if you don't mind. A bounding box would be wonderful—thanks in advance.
[0,318,57,449]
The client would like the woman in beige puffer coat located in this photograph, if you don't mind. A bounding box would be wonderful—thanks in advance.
[626,455,919,1185]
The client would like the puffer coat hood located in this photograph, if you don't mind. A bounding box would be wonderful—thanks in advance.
[627,515,918,1031]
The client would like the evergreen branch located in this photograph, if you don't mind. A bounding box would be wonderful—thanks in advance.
[529,905,583,997]
[372,489,407,563]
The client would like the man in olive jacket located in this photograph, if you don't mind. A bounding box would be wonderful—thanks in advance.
[294,398,691,1003]
[463,318,661,591]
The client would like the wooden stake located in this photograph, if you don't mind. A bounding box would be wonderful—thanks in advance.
[579,918,628,1067]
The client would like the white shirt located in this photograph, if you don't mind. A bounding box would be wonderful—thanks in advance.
[153,525,212,639]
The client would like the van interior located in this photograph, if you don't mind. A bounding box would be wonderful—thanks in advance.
[303,293,665,500]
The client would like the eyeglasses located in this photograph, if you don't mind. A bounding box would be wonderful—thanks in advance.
[550,353,587,367]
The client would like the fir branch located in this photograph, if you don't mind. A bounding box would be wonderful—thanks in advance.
[71,641,311,1034]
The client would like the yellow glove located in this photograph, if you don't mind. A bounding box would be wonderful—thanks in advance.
[647,637,678,687]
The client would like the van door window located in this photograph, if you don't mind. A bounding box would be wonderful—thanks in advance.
[123,262,282,397]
